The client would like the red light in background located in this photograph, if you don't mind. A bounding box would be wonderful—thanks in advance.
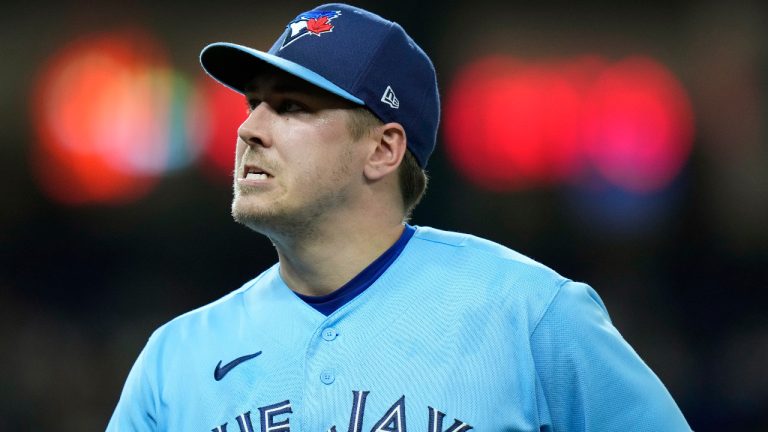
[583,57,694,193]
[444,55,694,193]
[190,77,248,182]
[31,31,171,205]
[445,57,588,190]
[444,56,508,189]
[445,57,579,189]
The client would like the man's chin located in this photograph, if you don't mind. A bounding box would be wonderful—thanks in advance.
[232,203,273,230]
[231,201,319,240]
[231,200,293,235]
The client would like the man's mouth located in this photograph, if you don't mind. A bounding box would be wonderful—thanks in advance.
[242,164,273,180]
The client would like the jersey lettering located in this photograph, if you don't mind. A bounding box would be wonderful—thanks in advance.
[213,392,472,432]
[370,395,407,432]
[427,407,473,432]
[347,390,370,432]
[259,400,292,432]
[237,411,255,432]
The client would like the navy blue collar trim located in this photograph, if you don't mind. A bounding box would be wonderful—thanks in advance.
[295,224,416,316]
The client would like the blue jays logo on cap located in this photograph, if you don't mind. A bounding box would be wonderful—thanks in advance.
[280,10,342,50]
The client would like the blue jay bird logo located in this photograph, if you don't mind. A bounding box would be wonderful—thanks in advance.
[280,10,342,50]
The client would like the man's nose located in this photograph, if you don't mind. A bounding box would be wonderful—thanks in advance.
[237,103,273,148]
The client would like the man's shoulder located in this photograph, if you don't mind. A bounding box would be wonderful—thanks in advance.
[410,226,568,299]
[147,264,279,346]
[412,225,556,273]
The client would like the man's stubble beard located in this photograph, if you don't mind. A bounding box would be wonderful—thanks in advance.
[231,146,356,242]
[231,188,340,241]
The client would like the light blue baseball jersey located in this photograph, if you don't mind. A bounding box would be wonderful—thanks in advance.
[108,226,691,431]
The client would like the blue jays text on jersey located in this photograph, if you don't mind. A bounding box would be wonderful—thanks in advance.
[108,227,691,431]
[211,391,472,432]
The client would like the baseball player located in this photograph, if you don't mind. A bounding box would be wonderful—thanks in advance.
[108,3,691,431]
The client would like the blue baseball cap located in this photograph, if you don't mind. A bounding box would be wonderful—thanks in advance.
[199,3,440,168]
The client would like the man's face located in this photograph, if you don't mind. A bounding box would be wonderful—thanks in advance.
[231,69,366,237]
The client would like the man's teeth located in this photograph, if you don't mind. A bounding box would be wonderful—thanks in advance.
[245,172,268,180]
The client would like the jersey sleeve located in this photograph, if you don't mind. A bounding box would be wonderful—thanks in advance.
[107,335,160,431]
[529,280,691,431]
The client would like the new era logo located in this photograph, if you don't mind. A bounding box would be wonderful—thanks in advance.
[381,86,400,109]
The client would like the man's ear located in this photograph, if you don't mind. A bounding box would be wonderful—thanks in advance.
[363,122,407,181]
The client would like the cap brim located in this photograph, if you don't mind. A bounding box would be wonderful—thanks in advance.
[199,42,364,105]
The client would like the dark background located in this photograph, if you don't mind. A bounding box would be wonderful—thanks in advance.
[1,1,766,430]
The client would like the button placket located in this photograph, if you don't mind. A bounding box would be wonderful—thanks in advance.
[312,326,340,386]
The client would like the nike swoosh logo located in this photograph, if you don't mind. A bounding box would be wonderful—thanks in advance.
[214,351,262,381]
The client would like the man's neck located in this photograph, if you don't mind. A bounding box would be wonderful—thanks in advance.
[271,214,406,297]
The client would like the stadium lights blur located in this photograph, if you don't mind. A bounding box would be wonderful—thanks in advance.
[444,55,694,194]
[30,31,236,205]
[32,31,694,206]
[190,77,248,182]
[31,31,171,204]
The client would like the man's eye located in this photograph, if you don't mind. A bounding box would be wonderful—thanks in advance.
[281,100,306,113]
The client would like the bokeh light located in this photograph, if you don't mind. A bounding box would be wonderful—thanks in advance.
[444,56,582,190]
[31,31,173,205]
[191,77,248,182]
[444,55,695,194]
[165,73,204,172]
[583,57,694,193]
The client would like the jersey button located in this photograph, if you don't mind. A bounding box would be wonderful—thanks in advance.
[322,328,338,341]
[320,369,335,385]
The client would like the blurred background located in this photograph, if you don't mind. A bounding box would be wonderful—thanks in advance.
[1,0,766,430]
